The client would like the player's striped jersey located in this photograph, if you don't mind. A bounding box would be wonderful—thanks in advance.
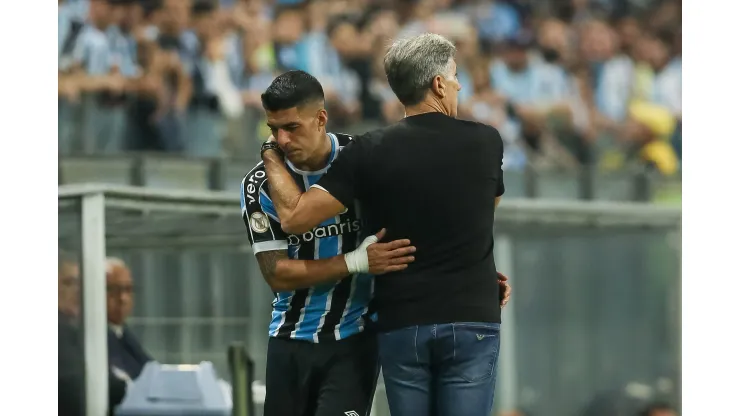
[240,133,374,343]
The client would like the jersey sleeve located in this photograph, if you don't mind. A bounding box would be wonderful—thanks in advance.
[312,136,366,208]
[240,168,289,255]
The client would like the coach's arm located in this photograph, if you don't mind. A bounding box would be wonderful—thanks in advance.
[256,229,415,292]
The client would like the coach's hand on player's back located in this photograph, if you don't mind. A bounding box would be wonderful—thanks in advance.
[367,228,416,275]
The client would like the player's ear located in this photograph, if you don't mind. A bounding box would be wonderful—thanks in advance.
[316,108,328,130]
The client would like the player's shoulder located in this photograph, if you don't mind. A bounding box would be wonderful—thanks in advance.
[241,161,269,198]
[243,161,267,183]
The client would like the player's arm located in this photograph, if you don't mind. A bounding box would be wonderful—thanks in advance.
[241,171,414,292]
[261,137,366,235]
[255,250,350,292]
[255,229,414,292]
[241,173,348,291]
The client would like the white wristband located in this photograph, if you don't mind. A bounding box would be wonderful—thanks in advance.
[344,234,379,274]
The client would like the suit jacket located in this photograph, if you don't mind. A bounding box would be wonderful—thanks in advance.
[58,312,127,416]
[108,325,152,381]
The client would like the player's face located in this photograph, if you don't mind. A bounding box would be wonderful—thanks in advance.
[266,105,328,166]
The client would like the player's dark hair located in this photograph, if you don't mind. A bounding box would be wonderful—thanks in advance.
[261,70,325,112]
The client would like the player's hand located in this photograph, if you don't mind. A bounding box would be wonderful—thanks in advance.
[498,271,512,308]
[366,228,416,275]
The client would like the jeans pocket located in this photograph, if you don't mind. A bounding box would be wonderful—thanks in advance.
[451,323,501,383]
[378,326,421,365]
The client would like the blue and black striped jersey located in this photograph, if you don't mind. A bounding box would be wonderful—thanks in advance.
[240,133,374,343]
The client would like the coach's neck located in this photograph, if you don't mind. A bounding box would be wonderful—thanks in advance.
[404,95,452,118]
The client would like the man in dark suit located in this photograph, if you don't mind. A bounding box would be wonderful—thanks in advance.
[58,251,127,416]
[106,257,152,381]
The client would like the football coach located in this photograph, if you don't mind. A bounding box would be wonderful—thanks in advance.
[260,33,507,416]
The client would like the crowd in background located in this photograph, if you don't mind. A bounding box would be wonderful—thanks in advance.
[58,0,681,175]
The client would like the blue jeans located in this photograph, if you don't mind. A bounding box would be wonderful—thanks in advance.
[378,322,501,416]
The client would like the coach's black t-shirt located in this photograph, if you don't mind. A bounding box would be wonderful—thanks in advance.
[315,112,505,332]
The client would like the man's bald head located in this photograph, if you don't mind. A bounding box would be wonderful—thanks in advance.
[106,257,134,325]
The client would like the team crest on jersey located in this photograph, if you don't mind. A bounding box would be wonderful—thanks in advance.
[249,212,270,233]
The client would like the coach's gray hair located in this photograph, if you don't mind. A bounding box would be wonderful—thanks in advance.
[383,33,457,106]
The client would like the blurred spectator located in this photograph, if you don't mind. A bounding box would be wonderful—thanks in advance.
[184,0,245,157]
[535,18,575,68]
[126,0,193,153]
[640,30,681,117]
[58,0,681,176]
[459,0,521,47]
[106,258,152,382]
[578,19,633,123]
[272,5,308,71]
[490,32,577,167]
[614,15,643,60]
[68,0,133,154]
[368,48,405,123]
[461,57,528,169]
[58,250,128,416]
[323,15,364,126]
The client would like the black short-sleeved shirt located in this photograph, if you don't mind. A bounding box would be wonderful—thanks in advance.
[313,112,506,331]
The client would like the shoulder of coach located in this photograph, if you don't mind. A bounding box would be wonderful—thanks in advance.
[458,119,505,149]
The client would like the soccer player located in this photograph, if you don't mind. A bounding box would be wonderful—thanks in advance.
[240,70,416,416]
[260,34,509,416]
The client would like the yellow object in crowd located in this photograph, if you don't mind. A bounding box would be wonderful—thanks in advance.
[628,100,678,175]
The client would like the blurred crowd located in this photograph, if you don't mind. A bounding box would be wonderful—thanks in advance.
[58,0,681,175]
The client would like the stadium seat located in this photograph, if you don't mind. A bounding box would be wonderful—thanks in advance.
[594,173,636,201]
[60,156,135,186]
[535,170,581,199]
[138,156,213,190]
